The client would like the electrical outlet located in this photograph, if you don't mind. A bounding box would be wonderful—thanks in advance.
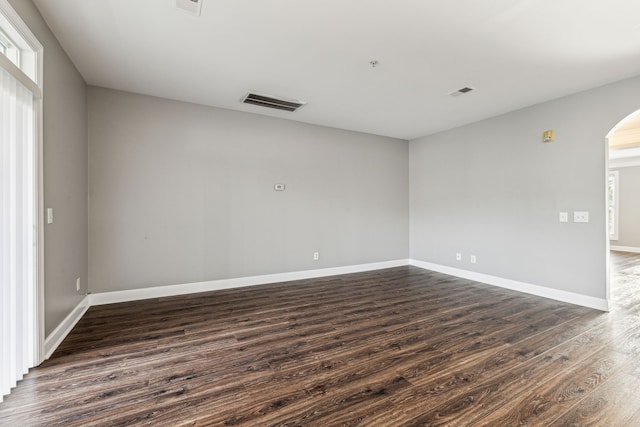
[574,211,589,223]
[470,255,477,264]
[313,252,319,261]
[76,277,81,292]
[456,253,462,261]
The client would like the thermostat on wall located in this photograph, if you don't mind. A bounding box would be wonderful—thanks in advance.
[274,183,286,191]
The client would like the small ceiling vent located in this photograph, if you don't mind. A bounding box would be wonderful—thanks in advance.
[241,92,307,112]
[174,0,203,16]
[449,87,474,97]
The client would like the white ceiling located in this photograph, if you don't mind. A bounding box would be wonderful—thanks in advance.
[33,0,640,140]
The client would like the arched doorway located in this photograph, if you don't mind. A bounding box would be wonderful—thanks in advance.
[605,109,640,308]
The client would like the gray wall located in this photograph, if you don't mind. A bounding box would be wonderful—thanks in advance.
[411,75,640,300]
[612,165,640,248]
[88,88,409,293]
[8,0,88,336]
[10,0,640,333]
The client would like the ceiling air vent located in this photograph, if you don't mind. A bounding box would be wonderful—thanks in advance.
[449,87,474,97]
[241,92,307,112]
[174,0,203,16]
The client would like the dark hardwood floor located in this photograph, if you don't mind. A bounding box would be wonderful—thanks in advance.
[1,252,640,426]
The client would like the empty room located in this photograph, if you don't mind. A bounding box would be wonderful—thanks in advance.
[2,0,640,425]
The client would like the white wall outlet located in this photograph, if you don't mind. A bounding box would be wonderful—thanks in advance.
[76,277,81,292]
[574,211,589,223]
[456,253,462,261]
[313,252,319,261]
[47,208,53,224]
[559,212,568,223]
[470,255,477,264]
[274,183,285,191]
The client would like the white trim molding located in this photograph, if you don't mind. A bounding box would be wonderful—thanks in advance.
[409,259,609,312]
[44,295,90,359]
[609,157,640,169]
[45,260,408,357]
[89,259,410,306]
[611,246,640,254]
[44,257,613,358]
[0,0,44,88]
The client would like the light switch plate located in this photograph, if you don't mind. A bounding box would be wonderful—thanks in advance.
[559,212,568,223]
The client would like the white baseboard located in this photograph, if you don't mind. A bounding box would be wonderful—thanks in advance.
[89,259,410,306]
[45,257,609,358]
[41,260,407,357]
[611,245,640,254]
[409,259,609,312]
[44,295,90,359]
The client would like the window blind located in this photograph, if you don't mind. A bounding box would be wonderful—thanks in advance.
[0,65,37,403]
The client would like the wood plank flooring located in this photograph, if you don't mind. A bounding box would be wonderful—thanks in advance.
[1,252,640,426]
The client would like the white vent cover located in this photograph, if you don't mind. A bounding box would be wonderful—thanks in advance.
[174,0,203,16]
[449,87,474,97]
[241,92,307,112]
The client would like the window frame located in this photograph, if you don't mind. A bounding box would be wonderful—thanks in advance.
[0,0,45,364]
[608,170,619,241]
[0,28,19,66]
[0,2,41,96]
